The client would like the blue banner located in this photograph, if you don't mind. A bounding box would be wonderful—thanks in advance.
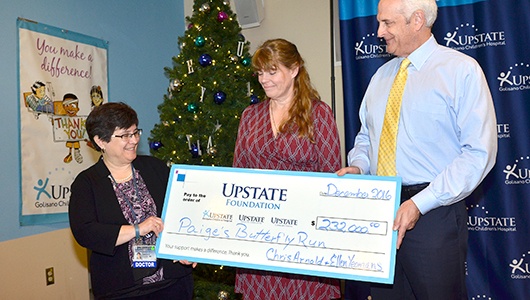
[339,0,530,298]
[339,0,487,19]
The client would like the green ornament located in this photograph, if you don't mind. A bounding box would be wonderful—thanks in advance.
[241,57,251,66]
[195,36,205,47]
[187,103,198,113]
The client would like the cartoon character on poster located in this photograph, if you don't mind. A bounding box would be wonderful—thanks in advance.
[23,81,105,164]
[90,85,104,108]
[85,85,105,150]
[24,81,55,117]
[59,93,83,163]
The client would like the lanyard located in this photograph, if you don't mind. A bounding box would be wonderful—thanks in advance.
[109,165,141,224]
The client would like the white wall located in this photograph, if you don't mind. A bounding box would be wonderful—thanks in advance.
[186,0,347,164]
[0,229,89,300]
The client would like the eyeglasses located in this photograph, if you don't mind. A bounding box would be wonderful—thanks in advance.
[112,129,142,141]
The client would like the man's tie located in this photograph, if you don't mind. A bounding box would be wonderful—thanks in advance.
[377,58,411,176]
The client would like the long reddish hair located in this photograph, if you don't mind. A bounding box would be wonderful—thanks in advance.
[252,38,320,141]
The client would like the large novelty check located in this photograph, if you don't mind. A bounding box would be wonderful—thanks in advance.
[156,165,401,284]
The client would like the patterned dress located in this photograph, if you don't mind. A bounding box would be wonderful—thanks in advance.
[110,169,164,284]
[233,99,342,300]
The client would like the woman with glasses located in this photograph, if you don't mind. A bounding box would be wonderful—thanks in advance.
[69,102,194,299]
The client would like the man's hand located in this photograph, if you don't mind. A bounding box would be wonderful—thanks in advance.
[336,166,362,176]
[393,199,421,249]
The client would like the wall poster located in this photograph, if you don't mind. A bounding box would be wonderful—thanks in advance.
[17,18,108,225]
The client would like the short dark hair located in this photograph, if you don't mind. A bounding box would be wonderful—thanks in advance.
[31,81,45,94]
[86,102,138,152]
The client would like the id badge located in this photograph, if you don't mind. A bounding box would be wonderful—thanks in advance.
[132,244,157,268]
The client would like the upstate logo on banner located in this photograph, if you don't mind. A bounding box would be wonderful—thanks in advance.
[496,63,530,93]
[17,19,108,225]
[339,0,530,298]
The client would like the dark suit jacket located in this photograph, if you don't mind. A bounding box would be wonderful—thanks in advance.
[69,155,192,297]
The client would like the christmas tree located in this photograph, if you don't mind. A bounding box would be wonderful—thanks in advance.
[149,0,263,168]
[149,0,264,298]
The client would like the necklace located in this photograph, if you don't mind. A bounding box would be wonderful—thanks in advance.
[269,102,283,137]
[115,172,133,183]
[269,102,278,134]
[109,166,141,223]
[103,158,133,183]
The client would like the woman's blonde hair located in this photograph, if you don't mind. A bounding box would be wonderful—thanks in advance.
[252,38,320,141]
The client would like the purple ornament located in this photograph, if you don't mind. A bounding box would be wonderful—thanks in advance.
[213,91,227,104]
[198,54,212,67]
[217,11,229,22]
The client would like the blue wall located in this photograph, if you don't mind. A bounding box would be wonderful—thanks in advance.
[0,0,185,242]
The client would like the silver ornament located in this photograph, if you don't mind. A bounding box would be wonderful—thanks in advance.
[207,147,217,156]
[171,79,182,90]
[201,3,210,12]
[217,290,229,300]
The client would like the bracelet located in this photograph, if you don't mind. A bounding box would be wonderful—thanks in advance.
[134,224,140,239]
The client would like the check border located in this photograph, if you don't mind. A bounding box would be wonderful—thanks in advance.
[156,165,401,284]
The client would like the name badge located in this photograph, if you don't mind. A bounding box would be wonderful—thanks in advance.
[132,244,157,268]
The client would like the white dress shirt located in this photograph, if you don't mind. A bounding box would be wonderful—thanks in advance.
[348,35,497,214]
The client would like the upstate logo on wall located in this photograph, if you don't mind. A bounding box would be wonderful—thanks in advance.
[509,250,530,280]
[467,203,517,233]
[503,155,530,185]
[354,32,392,61]
[443,22,506,51]
[496,62,530,93]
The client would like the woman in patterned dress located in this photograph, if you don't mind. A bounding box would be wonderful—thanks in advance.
[233,38,342,300]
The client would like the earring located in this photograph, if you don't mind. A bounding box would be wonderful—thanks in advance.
[101,148,106,153]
